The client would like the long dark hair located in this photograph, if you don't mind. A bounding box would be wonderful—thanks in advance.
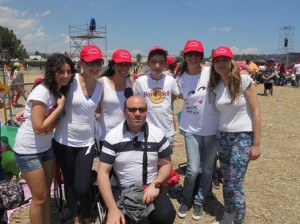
[101,60,116,77]
[43,53,75,98]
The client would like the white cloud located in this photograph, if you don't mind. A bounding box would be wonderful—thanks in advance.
[219,27,231,32]
[0,7,49,53]
[230,46,260,54]
[41,10,51,17]
[209,27,231,32]
[0,7,36,34]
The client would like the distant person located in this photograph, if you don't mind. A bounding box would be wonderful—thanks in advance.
[97,96,176,224]
[244,60,255,79]
[278,63,286,86]
[261,60,276,96]
[293,60,300,88]
[164,56,177,76]
[8,62,27,107]
[13,53,75,224]
[209,46,261,224]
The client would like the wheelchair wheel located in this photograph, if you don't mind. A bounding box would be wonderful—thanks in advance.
[53,161,64,213]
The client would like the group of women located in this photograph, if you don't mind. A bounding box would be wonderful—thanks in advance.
[12,39,261,224]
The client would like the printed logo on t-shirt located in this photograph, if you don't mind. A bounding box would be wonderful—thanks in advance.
[143,88,170,104]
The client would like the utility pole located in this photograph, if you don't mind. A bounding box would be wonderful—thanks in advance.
[45,36,48,59]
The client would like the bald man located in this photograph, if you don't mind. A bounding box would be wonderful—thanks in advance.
[97,96,176,224]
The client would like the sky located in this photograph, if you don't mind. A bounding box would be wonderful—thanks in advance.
[0,0,299,59]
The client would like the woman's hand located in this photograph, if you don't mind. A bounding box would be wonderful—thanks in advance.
[16,110,25,122]
[56,95,66,111]
[250,145,260,160]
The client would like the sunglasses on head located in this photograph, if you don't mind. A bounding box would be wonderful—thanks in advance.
[84,60,104,67]
[125,107,147,113]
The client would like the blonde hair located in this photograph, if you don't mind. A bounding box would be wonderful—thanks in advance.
[209,59,241,104]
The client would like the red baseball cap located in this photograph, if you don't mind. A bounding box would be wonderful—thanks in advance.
[167,56,175,65]
[80,45,103,62]
[184,40,204,53]
[34,77,43,85]
[148,46,167,55]
[212,46,233,59]
[112,49,132,63]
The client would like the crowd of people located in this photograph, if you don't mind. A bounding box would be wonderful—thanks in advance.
[7,40,264,224]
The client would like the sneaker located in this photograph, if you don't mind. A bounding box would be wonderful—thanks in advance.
[213,212,234,224]
[177,203,188,218]
[192,204,203,220]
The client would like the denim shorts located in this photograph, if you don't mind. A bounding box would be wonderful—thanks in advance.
[14,148,55,172]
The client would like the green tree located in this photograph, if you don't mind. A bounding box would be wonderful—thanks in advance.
[0,25,27,61]
[136,53,142,63]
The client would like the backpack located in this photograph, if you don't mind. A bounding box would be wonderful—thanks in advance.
[0,179,25,211]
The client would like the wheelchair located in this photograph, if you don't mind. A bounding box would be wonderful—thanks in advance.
[53,164,107,223]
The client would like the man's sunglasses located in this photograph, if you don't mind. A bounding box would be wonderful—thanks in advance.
[125,107,147,113]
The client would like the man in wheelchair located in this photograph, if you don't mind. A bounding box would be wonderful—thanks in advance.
[97,96,176,224]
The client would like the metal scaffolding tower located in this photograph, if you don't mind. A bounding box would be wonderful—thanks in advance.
[69,23,107,62]
[277,26,295,54]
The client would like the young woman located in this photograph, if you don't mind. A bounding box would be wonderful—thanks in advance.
[96,49,133,149]
[209,46,261,224]
[53,45,103,224]
[13,53,75,224]
[176,40,219,220]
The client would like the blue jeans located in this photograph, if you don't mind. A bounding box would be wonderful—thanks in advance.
[181,131,217,206]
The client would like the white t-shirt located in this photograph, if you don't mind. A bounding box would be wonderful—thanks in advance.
[97,76,130,141]
[13,84,57,154]
[294,63,300,74]
[177,66,219,136]
[214,74,253,132]
[133,74,180,137]
[54,74,102,147]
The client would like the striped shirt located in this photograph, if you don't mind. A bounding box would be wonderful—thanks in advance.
[100,121,172,188]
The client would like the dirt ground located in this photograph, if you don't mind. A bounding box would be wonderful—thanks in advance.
[5,69,300,223]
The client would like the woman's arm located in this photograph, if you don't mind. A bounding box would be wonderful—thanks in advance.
[244,83,261,160]
[31,96,65,134]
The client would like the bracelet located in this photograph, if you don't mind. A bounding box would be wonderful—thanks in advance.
[154,182,162,192]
